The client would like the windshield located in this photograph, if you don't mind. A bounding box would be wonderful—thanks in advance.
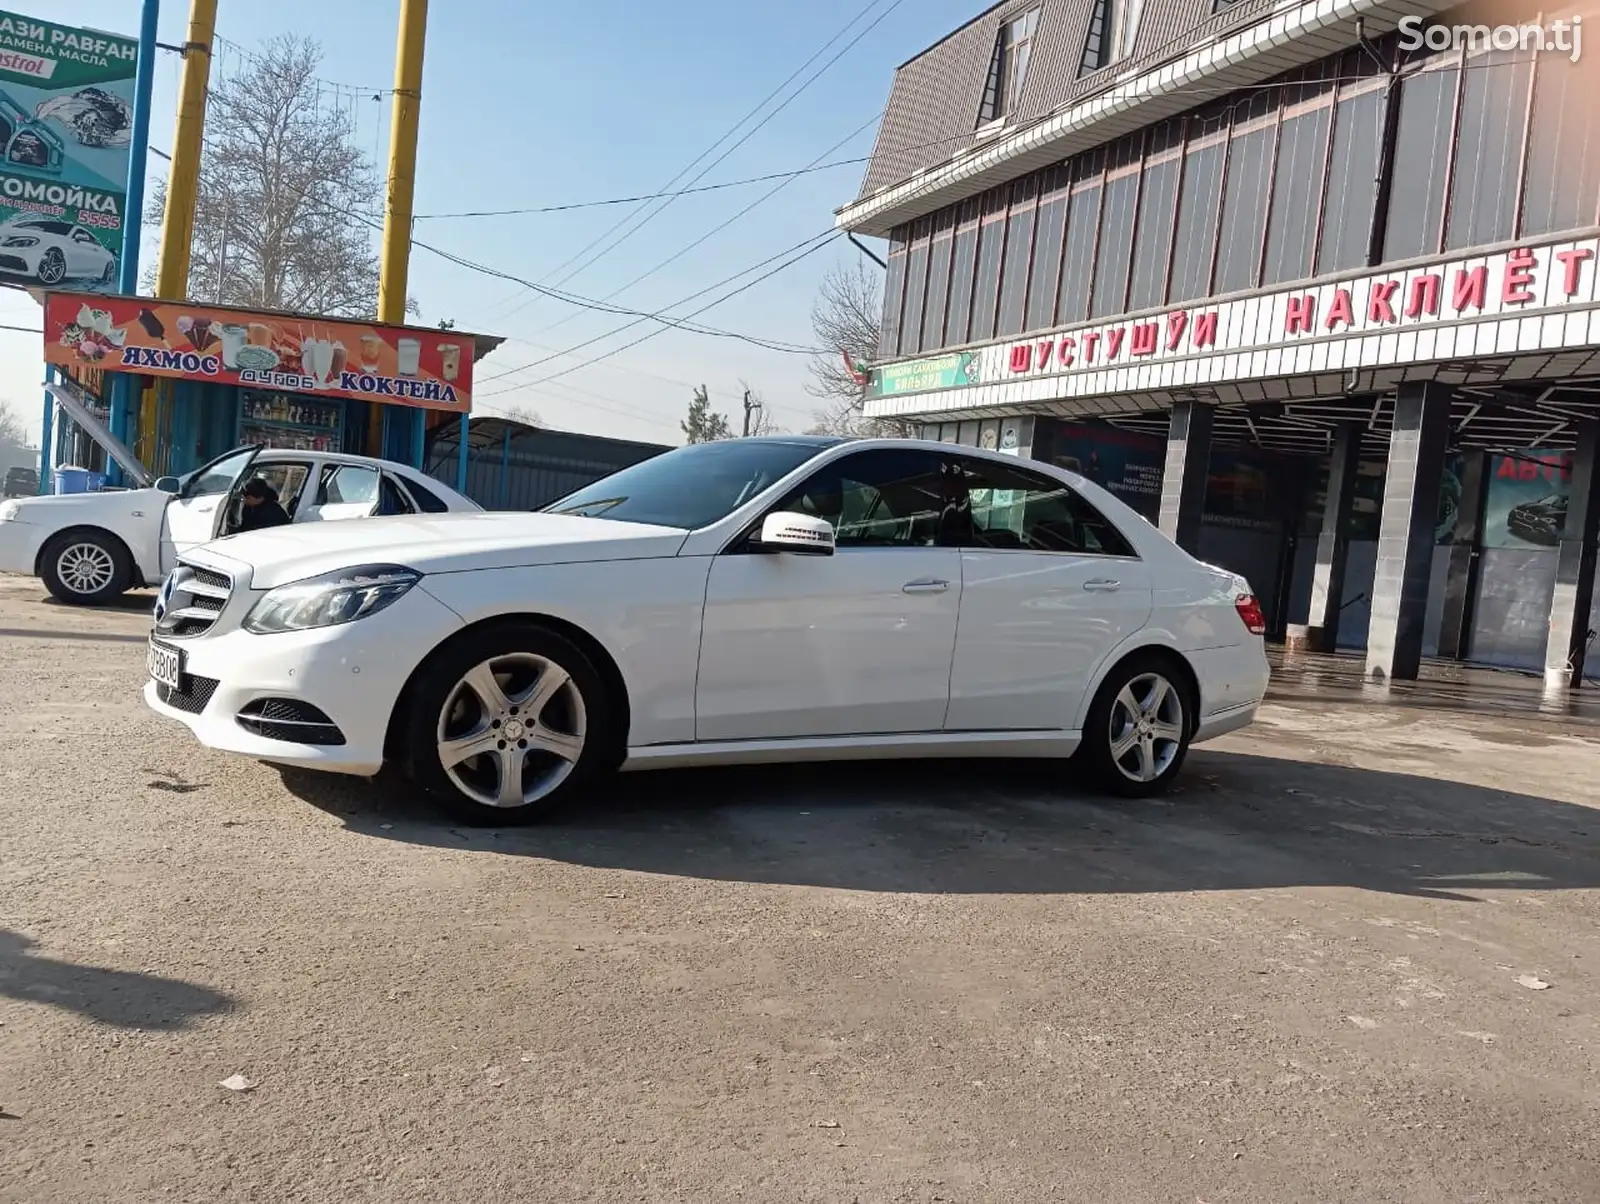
[543,440,830,529]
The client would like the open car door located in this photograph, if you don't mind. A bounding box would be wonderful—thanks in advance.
[159,446,262,575]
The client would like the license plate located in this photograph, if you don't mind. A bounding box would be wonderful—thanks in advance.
[147,638,184,690]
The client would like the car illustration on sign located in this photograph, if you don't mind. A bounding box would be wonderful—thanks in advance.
[1506,494,1566,546]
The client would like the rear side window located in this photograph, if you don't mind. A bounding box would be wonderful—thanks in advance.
[400,475,452,513]
[955,456,1137,557]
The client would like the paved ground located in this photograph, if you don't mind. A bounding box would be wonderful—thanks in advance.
[1,574,1598,1203]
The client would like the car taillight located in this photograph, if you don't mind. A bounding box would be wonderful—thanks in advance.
[1234,593,1266,636]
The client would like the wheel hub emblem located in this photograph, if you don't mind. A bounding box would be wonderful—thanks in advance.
[502,718,526,741]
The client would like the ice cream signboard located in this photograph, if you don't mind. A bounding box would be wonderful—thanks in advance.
[43,291,476,412]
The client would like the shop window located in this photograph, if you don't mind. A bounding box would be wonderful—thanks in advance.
[1213,100,1277,295]
[945,201,981,345]
[921,211,956,352]
[1090,139,1143,318]
[1316,88,1383,274]
[1384,63,1458,261]
[1261,102,1332,286]
[997,178,1039,336]
[1128,153,1178,311]
[1056,155,1104,325]
[969,190,1010,343]
[878,231,909,358]
[1446,49,1533,251]
[900,218,932,356]
[956,456,1137,557]
[1167,124,1226,304]
[1520,54,1600,238]
[977,7,1042,126]
[1080,0,1143,76]
[1025,168,1069,331]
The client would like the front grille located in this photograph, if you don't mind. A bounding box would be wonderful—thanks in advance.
[236,698,346,746]
[154,563,233,639]
[156,674,219,714]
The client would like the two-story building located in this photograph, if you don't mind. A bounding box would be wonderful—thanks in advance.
[838,0,1600,685]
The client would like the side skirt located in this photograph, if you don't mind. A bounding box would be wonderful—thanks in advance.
[620,729,1080,771]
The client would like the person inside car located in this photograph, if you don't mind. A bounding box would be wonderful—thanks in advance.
[235,477,291,533]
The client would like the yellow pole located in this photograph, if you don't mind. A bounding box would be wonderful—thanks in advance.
[377,0,428,324]
[155,0,217,300]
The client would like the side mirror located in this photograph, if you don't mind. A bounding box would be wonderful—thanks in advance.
[154,476,180,494]
[757,511,835,555]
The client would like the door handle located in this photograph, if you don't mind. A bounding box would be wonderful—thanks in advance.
[902,578,950,594]
[1083,578,1120,592]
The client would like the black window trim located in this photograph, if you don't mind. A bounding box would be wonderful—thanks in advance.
[950,453,1143,560]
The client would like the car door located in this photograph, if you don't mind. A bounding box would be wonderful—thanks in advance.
[695,446,964,741]
[69,228,99,274]
[944,455,1153,732]
[159,446,261,574]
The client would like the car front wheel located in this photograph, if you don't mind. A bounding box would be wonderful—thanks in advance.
[1081,653,1192,798]
[37,248,67,286]
[405,623,612,824]
[40,531,132,605]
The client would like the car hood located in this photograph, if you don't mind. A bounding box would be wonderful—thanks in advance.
[192,511,692,589]
[4,487,167,519]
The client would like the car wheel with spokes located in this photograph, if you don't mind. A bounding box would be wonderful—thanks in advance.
[405,624,613,824]
[39,530,133,606]
[37,249,67,286]
[1081,653,1192,798]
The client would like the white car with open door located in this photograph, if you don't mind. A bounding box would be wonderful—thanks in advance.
[143,436,1271,824]
[0,445,479,606]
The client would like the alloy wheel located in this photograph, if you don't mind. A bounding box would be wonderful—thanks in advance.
[435,652,587,809]
[1107,672,1185,784]
[56,542,116,595]
[38,250,66,286]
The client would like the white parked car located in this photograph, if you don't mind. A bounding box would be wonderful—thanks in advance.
[0,446,479,606]
[0,216,117,287]
[142,437,1270,823]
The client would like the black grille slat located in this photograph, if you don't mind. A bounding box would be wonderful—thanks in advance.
[240,698,335,725]
[156,674,219,714]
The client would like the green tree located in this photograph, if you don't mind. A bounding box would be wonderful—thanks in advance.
[681,386,732,444]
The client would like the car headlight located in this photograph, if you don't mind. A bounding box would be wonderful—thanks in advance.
[1,236,38,248]
[243,564,422,634]
[0,500,22,522]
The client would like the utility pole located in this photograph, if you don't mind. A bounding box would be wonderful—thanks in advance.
[155,0,217,300]
[742,389,761,437]
[377,0,430,467]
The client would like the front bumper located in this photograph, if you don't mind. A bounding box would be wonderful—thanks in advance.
[143,570,466,776]
[0,519,47,577]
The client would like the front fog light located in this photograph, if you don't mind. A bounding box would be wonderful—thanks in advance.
[244,564,422,634]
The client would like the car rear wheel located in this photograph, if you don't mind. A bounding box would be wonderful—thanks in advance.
[404,624,612,824]
[1081,653,1192,798]
[102,259,116,284]
[40,531,132,606]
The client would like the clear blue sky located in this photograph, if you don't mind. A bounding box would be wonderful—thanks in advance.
[2,0,977,447]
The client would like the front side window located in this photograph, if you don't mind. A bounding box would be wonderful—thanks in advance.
[956,457,1137,557]
[546,440,830,530]
[770,448,955,548]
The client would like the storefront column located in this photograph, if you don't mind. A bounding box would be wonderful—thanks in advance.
[1544,421,1600,689]
[1303,424,1361,652]
[1157,401,1213,553]
[1366,382,1452,681]
[1436,451,1490,660]
[39,365,55,495]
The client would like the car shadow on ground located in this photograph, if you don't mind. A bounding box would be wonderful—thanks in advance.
[0,930,234,1031]
[281,749,1600,900]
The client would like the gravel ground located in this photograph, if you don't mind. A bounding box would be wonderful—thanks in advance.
[1,574,1598,1204]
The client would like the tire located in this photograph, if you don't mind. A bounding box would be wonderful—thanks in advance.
[404,623,613,825]
[1080,652,1193,799]
[40,530,132,606]
[37,249,66,287]
[102,259,117,284]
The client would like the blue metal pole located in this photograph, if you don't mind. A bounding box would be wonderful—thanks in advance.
[107,0,161,487]
[456,412,469,494]
[39,364,55,495]
[499,428,510,509]
[411,408,426,469]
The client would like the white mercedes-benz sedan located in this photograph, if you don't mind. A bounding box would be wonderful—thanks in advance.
[143,436,1270,823]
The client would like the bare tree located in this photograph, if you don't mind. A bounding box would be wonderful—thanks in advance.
[804,260,913,438]
[145,36,411,317]
[495,405,543,428]
[736,381,782,436]
[0,401,27,451]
